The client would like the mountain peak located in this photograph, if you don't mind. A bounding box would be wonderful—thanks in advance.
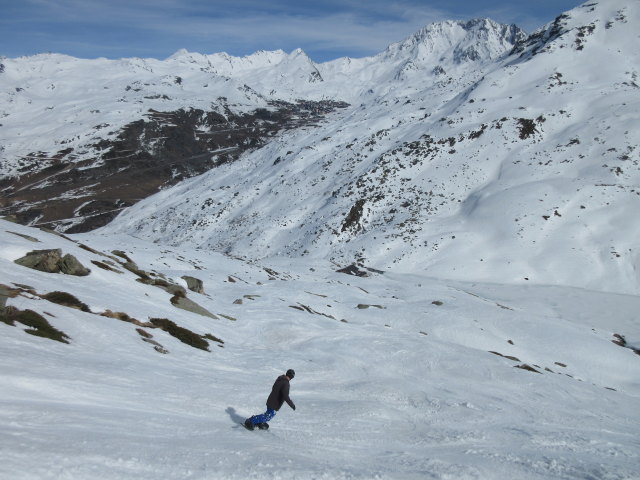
[385,18,526,65]
[167,48,190,60]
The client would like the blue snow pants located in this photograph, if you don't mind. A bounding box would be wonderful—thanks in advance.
[250,408,276,425]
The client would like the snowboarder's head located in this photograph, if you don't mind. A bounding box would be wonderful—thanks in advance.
[286,369,295,380]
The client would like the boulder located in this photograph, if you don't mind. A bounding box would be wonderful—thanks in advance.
[181,275,204,294]
[14,249,90,276]
[59,254,90,276]
[14,249,62,273]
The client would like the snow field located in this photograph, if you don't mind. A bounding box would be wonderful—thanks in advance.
[1,220,639,479]
[2,2,640,477]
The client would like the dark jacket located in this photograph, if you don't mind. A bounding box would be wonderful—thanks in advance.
[266,375,295,411]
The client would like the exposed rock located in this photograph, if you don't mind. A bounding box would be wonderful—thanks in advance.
[170,295,218,319]
[59,253,91,276]
[489,351,521,362]
[91,260,123,273]
[136,328,169,354]
[14,249,62,273]
[611,333,640,356]
[341,199,366,233]
[515,364,542,374]
[100,309,152,327]
[164,284,187,297]
[336,264,369,277]
[111,250,134,263]
[357,304,385,310]
[181,275,204,294]
[7,231,40,242]
[1,102,349,233]
[14,249,90,276]
[121,261,150,279]
[203,333,224,345]
[289,303,336,320]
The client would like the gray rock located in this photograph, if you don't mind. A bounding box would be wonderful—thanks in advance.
[171,295,218,319]
[181,275,204,294]
[14,249,62,273]
[59,254,90,276]
[14,249,90,276]
[164,284,187,297]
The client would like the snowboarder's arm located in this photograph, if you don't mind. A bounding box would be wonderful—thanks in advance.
[283,382,295,410]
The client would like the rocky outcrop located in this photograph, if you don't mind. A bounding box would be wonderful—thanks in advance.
[1,101,349,233]
[14,249,90,276]
[181,275,204,294]
[336,264,369,277]
[58,253,91,276]
[170,294,218,319]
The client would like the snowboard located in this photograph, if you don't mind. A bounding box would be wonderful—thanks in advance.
[243,419,269,430]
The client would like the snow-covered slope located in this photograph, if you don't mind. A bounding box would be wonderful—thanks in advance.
[2,3,640,478]
[2,219,639,479]
[102,0,640,294]
[0,17,524,178]
[0,53,266,177]
[0,15,525,232]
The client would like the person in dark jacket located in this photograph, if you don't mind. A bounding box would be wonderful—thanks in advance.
[244,369,296,430]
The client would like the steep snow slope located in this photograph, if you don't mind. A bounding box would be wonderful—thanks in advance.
[103,0,640,294]
[1,219,639,479]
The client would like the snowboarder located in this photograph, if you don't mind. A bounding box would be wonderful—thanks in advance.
[244,369,296,430]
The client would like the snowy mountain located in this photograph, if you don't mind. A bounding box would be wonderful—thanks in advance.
[0,16,522,232]
[2,1,640,478]
[104,0,640,294]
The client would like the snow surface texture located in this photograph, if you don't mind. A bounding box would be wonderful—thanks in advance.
[96,0,640,294]
[1,1,640,478]
[1,219,639,479]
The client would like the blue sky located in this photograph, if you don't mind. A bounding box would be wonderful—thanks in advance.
[1,0,584,62]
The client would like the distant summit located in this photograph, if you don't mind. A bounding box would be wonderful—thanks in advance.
[385,19,526,65]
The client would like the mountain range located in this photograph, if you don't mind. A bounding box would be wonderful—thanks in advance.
[2,2,639,296]
[1,2,640,478]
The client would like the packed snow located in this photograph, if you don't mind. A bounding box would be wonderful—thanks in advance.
[2,1,640,479]
[1,219,639,479]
